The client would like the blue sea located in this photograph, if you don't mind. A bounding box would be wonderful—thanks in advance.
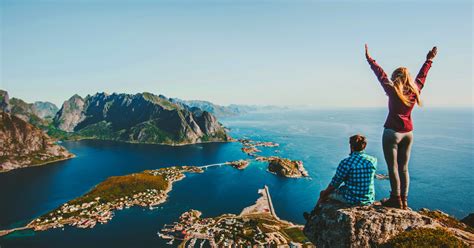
[0,108,473,247]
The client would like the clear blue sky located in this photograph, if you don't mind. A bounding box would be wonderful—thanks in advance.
[1,0,472,107]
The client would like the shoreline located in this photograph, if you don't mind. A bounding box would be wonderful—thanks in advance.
[57,137,235,147]
[0,154,76,174]
[0,167,192,237]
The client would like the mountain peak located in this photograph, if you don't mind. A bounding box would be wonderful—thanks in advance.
[53,92,230,145]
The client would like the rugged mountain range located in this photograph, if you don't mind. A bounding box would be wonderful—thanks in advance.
[0,91,59,128]
[0,90,73,172]
[53,92,230,145]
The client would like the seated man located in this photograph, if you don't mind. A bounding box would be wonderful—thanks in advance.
[317,134,377,206]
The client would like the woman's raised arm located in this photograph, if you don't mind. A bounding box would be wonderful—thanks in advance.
[415,46,437,90]
[365,44,390,89]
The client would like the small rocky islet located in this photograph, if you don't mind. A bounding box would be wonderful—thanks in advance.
[238,138,309,178]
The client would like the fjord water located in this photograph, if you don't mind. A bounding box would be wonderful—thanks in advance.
[1,108,473,247]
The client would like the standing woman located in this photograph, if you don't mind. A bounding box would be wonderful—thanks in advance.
[365,44,437,209]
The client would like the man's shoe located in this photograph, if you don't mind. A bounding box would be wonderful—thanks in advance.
[381,195,402,208]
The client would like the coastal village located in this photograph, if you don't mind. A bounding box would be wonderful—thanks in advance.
[0,166,203,236]
[158,186,313,247]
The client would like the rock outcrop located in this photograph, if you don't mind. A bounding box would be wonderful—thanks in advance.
[53,94,85,132]
[303,201,474,248]
[462,213,474,228]
[265,157,308,178]
[0,90,10,112]
[0,112,74,172]
[53,92,230,145]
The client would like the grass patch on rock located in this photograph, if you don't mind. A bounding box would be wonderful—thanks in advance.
[382,228,467,248]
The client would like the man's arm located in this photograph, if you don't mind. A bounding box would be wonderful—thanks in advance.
[317,160,350,205]
[415,47,437,90]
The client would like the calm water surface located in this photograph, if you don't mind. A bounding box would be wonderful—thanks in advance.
[1,108,472,247]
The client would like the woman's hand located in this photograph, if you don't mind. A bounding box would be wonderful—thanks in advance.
[365,44,372,60]
[426,46,437,61]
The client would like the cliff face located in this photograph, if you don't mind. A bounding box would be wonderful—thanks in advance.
[53,94,85,132]
[0,90,10,112]
[53,92,230,145]
[0,112,73,172]
[303,201,474,248]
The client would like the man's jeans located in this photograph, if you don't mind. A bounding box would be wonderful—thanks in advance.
[328,190,350,204]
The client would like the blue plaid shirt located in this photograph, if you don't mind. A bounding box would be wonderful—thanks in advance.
[330,151,377,205]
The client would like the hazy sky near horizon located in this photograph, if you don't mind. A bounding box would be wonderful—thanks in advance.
[1,0,472,107]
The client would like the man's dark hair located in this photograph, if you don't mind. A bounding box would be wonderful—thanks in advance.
[350,134,367,151]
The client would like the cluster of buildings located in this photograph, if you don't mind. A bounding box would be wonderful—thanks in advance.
[30,167,203,233]
[159,209,308,247]
[159,186,309,247]
[149,166,203,180]
[31,187,167,231]
[160,210,270,247]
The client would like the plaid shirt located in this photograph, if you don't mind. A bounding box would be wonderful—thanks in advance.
[330,151,377,205]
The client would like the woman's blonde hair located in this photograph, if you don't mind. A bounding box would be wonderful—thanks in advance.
[390,67,422,106]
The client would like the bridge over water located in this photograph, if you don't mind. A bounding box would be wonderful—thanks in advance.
[198,162,229,169]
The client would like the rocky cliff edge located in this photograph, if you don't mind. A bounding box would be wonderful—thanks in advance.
[303,201,474,248]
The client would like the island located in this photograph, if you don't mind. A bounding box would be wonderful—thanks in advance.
[158,186,313,247]
[257,156,309,178]
[0,166,203,236]
[239,139,279,156]
[227,159,251,170]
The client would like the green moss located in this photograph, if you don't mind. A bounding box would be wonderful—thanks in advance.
[382,228,467,248]
[419,210,474,233]
[283,227,309,243]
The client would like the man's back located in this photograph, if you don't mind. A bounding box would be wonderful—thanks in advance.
[330,151,377,205]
